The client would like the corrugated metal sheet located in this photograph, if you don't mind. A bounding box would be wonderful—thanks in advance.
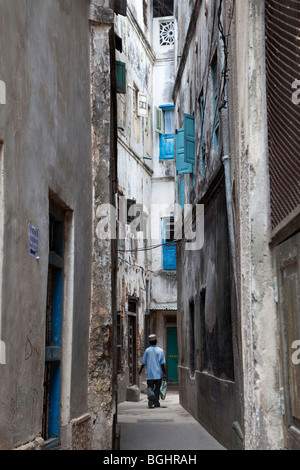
[265,0,300,230]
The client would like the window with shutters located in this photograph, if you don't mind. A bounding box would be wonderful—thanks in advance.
[184,114,195,165]
[155,105,175,160]
[116,61,126,94]
[175,129,193,175]
[162,217,176,270]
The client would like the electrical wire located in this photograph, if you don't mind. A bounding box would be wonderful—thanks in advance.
[118,240,180,253]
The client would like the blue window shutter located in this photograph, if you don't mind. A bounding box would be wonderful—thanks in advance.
[176,129,193,174]
[180,178,185,209]
[162,219,176,271]
[163,244,176,270]
[184,114,195,165]
[160,134,175,160]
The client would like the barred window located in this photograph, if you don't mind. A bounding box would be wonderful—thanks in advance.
[153,0,173,17]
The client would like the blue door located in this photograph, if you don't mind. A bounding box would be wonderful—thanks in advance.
[43,210,64,447]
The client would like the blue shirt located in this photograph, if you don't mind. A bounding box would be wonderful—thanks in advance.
[142,345,166,380]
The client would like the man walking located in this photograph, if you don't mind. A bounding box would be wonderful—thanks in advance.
[139,334,166,408]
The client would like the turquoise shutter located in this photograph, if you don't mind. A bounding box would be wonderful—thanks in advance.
[176,129,193,175]
[163,244,177,270]
[116,61,126,94]
[160,134,175,160]
[180,178,185,210]
[162,219,176,271]
[184,114,195,165]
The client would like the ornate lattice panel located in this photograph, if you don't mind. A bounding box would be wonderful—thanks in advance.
[160,20,175,46]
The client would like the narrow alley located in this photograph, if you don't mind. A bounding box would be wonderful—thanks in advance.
[0,0,299,454]
[118,386,225,451]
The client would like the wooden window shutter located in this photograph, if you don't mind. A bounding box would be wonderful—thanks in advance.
[184,114,195,165]
[160,134,175,160]
[176,129,193,175]
[109,0,127,16]
[116,61,126,94]
[162,218,176,271]
[154,106,164,134]
[179,178,185,210]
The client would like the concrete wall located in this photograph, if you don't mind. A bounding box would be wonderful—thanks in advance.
[0,0,92,449]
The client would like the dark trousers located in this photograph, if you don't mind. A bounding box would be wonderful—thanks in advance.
[147,379,162,405]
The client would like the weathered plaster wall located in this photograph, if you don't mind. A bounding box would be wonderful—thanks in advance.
[151,15,177,312]
[173,0,242,450]
[89,7,118,449]
[114,0,154,404]
[0,0,92,450]
[226,0,284,450]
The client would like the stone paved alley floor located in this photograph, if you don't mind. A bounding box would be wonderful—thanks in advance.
[117,386,226,451]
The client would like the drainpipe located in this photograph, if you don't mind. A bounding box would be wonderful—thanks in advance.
[219,37,240,323]
[222,154,240,322]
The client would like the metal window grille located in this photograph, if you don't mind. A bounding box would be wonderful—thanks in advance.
[265,0,300,229]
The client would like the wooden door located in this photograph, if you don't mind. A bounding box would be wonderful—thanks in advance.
[167,327,178,383]
[128,314,137,386]
[277,233,300,449]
